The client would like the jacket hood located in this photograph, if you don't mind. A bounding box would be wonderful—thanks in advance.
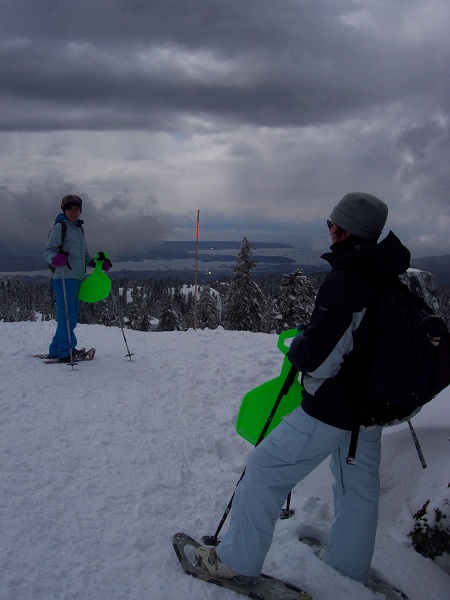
[54,212,84,227]
[322,231,411,278]
[357,231,411,277]
[55,212,67,223]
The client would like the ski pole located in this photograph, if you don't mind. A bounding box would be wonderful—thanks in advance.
[280,492,295,519]
[203,364,298,546]
[61,268,75,369]
[408,420,427,469]
[110,286,134,359]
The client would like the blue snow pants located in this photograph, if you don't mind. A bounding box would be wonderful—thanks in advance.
[48,278,82,359]
[217,406,382,584]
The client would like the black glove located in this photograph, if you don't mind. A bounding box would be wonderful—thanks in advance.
[287,323,306,369]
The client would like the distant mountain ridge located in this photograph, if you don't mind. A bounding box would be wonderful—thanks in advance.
[117,240,292,261]
[1,240,449,285]
[0,240,294,273]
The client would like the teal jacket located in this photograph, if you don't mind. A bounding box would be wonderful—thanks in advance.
[44,213,93,281]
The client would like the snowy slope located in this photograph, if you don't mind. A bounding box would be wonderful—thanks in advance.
[0,321,449,600]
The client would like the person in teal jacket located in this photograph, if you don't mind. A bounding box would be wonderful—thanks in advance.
[44,195,111,362]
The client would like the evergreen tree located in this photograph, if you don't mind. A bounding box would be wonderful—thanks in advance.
[182,290,195,330]
[223,237,267,332]
[276,269,316,332]
[157,295,180,331]
[135,298,152,331]
[127,285,143,330]
[99,301,113,326]
[197,285,221,329]
[264,295,281,334]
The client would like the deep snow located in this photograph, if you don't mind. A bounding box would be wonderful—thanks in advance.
[0,321,449,600]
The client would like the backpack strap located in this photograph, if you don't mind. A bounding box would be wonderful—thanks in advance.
[331,263,380,465]
[58,221,67,251]
[55,221,72,271]
[346,426,359,465]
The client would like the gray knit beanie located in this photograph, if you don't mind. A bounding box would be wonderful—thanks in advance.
[329,192,388,241]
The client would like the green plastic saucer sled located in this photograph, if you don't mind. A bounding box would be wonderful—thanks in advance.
[236,328,303,445]
[78,253,112,303]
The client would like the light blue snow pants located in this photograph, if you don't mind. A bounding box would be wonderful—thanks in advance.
[217,406,382,584]
[49,278,82,359]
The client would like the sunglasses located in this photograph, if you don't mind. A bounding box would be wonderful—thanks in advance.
[326,219,335,229]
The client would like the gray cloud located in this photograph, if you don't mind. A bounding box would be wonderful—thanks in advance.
[397,120,450,207]
[0,0,449,261]
[2,0,447,131]
[0,177,174,259]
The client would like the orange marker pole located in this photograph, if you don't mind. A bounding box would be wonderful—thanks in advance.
[194,210,200,330]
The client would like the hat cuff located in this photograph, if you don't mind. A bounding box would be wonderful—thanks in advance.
[329,207,381,240]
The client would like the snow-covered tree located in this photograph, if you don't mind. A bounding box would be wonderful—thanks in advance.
[275,269,316,332]
[135,298,152,331]
[197,285,221,329]
[223,237,267,332]
[99,301,112,326]
[157,295,180,331]
[402,269,444,318]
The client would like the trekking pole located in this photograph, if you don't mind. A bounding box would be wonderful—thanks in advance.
[61,268,75,369]
[407,420,427,469]
[280,492,294,519]
[203,364,298,546]
[110,285,134,359]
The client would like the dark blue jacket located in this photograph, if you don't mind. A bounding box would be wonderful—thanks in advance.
[288,231,411,430]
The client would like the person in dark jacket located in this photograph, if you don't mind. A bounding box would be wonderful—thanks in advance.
[196,192,411,588]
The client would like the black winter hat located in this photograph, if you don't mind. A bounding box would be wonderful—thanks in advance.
[329,192,388,241]
[61,195,82,212]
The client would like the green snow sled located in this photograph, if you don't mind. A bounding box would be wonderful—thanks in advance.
[236,328,303,445]
[79,253,112,303]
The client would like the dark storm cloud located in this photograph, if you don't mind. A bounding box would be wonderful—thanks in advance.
[0,0,447,131]
[0,0,449,260]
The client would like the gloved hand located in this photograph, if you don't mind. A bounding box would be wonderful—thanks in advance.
[102,258,112,272]
[95,251,112,271]
[52,253,68,268]
[287,323,306,369]
[89,252,112,271]
[288,331,305,356]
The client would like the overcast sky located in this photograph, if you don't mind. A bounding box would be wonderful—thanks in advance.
[1,0,449,260]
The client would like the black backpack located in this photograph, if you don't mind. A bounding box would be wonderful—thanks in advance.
[47,221,68,273]
[348,276,450,466]
[362,278,450,426]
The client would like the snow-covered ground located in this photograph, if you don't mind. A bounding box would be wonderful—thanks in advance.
[0,321,449,600]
